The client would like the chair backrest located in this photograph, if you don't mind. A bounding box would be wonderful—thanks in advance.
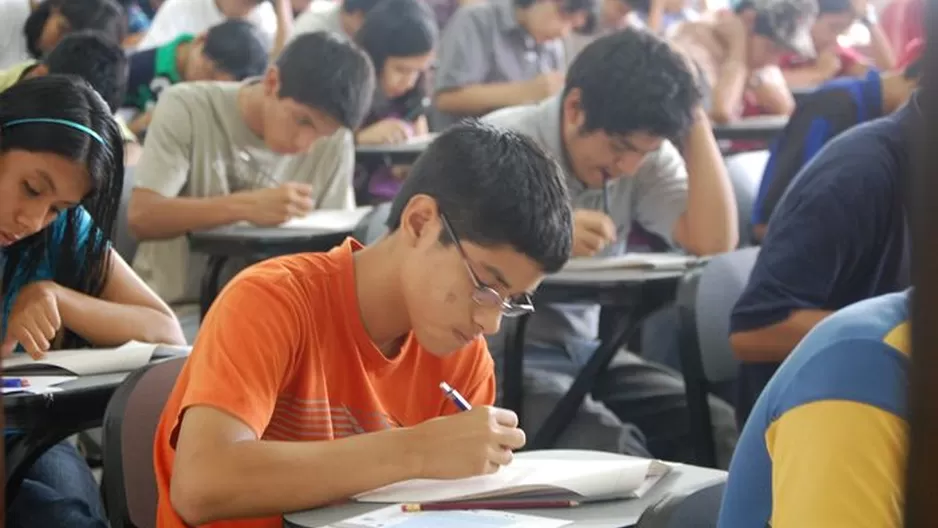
[353,202,392,245]
[102,357,186,528]
[113,167,139,262]
[694,247,760,383]
[636,479,727,528]
[725,150,769,248]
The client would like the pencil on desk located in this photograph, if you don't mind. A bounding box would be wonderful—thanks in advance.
[401,499,580,512]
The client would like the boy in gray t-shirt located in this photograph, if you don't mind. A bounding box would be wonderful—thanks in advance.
[129,32,375,310]
[432,0,596,128]
[483,29,739,465]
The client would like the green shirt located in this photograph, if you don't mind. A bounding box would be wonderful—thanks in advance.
[125,34,193,111]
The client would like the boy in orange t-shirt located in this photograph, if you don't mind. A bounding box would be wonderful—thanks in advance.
[152,121,575,528]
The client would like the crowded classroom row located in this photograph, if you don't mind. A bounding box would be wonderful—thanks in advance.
[0,0,927,525]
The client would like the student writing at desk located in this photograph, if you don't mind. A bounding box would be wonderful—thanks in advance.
[353,0,438,203]
[128,32,374,334]
[0,76,184,528]
[483,29,739,465]
[153,122,573,527]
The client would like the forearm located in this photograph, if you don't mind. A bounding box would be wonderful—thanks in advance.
[435,82,535,116]
[709,59,748,123]
[129,192,250,240]
[172,428,418,525]
[124,143,143,167]
[270,0,293,58]
[128,111,153,137]
[782,66,835,90]
[55,284,186,346]
[677,110,739,254]
[729,309,832,362]
[866,24,896,70]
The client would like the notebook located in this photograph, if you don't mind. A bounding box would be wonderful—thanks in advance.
[280,206,373,230]
[562,253,702,272]
[354,456,671,504]
[2,341,163,376]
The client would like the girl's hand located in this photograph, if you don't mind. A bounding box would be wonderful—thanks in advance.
[356,119,414,145]
[1,281,63,360]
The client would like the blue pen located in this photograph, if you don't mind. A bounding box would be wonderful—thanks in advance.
[439,381,472,411]
[2,378,29,389]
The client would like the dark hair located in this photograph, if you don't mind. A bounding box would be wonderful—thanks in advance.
[0,75,124,349]
[24,0,127,59]
[563,29,699,140]
[343,0,384,14]
[816,0,852,14]
[276,31,375,129]
[515,0,598,16]
[42,31,129,113]
[203,20,270,81]
[386,121,573,273]
[355,0,437,115]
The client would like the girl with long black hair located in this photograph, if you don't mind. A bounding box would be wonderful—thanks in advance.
[0,75,184,527]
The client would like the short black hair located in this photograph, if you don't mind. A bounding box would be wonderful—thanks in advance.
[563,29,699,140]
[817,0,852,14]
[42,30,128,112]
[203,20,270,81]
[515,0,598,17]
[23,0,127,58]
[276,31,375,129]
[343,0,384,14]
[386,121,573,273]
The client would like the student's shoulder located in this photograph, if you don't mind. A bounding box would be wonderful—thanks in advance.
[444,0,499,32]
[764,291,911,419]
[153,81,238,115]
[482,101,550,145]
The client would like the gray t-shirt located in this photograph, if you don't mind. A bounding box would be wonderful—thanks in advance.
[483,96,688,350]
[433,0,565,128]
[132,81,355,305]
[289,1,347,42]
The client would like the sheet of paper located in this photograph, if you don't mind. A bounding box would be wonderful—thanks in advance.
[328,505,571,528]
[2,376,77,394]
[356,458,657,503]
[280,206,373,230]
[2,341,158,375]
[562,253,700,272]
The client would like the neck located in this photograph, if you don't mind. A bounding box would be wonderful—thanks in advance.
[514,7,537,40]
[175,41,192,79]
[881,74,909,114]
[352,236,412,357]
[237,83,267,139]
[339,11,357,37]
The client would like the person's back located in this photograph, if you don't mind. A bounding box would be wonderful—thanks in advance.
[730,100,915,424]
[153,122,573,527]
[721,290,910,527]
[137,0,275,50]
[128,31,374,311]
[751,58,919,239]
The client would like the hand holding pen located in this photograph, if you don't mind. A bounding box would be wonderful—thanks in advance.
[401,382,526,481]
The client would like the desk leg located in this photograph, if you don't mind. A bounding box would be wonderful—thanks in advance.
[502,314,529,426]
[5,429,74,504]
[529,312,635,450]
[200,255,229,321]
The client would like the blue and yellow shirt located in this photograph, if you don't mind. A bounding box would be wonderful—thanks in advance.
[720,290,910,528]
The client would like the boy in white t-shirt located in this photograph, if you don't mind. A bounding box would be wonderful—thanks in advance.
[137,0,277,49]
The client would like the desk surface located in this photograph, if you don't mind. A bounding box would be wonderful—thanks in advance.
[355,135,435,155]
[189,226,352,259]
[547,267,688,285]
[283,450,726,528]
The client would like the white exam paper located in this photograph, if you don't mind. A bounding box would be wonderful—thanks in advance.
[2,341,158,375]
[563,253,699,272]
[280,206,373,230]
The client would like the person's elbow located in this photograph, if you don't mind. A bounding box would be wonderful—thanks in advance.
[709,105,734,124]
[729,329,765,362]
[170,460,229,526]
[434,88,467,114]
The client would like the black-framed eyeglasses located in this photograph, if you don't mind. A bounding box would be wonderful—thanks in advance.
[440,213,535,318]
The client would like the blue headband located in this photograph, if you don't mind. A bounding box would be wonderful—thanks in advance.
[2,118,108,148]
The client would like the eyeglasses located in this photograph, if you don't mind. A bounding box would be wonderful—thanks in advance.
[439,213,535,318]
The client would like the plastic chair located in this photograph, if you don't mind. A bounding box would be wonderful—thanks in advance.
[724,150,769,248]
[675,247,760,467]
[102,358,186,528]
[636,478,727,528]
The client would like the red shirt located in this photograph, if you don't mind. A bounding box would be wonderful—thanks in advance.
[779,45,864,78]
[882,0,924,56]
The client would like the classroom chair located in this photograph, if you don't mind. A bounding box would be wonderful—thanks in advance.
[635,478,727,528]
[724,151,769,248]
[102,357,187,528]
[674,247,760,467]
[114,167,140,262]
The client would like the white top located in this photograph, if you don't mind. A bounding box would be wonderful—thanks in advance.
[136,0,277,50]
[289,0,346,41]
[0,0,31,69]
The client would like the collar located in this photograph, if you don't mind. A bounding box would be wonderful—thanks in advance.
[534,95,591,194]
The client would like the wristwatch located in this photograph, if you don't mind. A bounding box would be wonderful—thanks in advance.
[860,3,878,26]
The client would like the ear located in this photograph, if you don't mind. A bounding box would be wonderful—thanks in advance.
[399,194,441,247]
[262,65,281,97]
[561,88,584,130]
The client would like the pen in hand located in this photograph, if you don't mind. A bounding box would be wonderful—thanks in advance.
[439,381,472,411]
[601,172,611,217]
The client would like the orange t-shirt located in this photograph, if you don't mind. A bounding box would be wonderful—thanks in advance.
[153,238,496,528]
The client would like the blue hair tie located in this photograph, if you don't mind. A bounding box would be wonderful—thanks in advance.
[2,118,108,149]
